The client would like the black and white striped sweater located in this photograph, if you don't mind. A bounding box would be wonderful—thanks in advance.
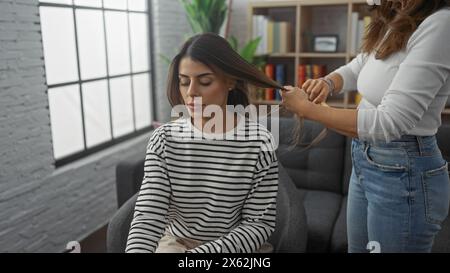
[125,117,278,253]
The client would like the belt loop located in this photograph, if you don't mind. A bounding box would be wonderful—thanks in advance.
[363,141,369,154]
[416,136,424,156]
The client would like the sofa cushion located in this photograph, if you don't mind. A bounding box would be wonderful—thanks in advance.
[437,123,450,162]
[330,196,348,253]
[107,193,138,252]
[432,215,450,252]
[276,118,347,194]
[301,189,343,252]
[115,156,144,208]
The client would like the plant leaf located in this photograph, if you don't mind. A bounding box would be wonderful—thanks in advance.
[228,36,239,51]
[240,37,262,63]
[180,0,226,34]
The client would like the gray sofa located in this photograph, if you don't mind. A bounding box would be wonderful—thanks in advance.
[108,117,450,253]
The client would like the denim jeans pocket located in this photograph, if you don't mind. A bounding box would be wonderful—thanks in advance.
[364,145,408,172]
[421,162,450,224]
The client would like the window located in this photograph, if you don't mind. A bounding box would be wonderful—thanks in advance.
[39,0,154,167]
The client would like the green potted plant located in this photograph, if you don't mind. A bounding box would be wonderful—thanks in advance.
[178,0,266,69]
[180,0,228,34]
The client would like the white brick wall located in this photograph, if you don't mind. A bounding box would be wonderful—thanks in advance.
[228,0,250,48]
[0,0,188,252]
[151,0,190,122]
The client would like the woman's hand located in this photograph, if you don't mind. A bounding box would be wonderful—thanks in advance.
[280,86,311,117]
[302,78,330,104]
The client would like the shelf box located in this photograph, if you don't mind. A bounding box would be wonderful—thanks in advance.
[300,4,348,53]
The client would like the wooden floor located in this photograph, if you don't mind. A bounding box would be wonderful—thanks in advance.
[79,224,108,253]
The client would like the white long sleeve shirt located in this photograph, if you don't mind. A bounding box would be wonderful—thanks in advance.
[125,117,278,253]
[334,8,450,143]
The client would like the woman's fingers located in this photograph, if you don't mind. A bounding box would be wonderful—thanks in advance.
[307,80,319,93]
[283,85,297,92]
[313,91,328,104]
[302,79,313,92]
[309,82,323,101]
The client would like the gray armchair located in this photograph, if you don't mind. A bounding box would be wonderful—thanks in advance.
[107,162,308,253]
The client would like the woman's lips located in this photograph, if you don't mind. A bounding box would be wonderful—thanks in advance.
[187,103,204,110]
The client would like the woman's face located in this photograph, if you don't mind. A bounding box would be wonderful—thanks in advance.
[178,57,233,117]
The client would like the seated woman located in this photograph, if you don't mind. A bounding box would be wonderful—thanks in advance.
[125,33,284,253]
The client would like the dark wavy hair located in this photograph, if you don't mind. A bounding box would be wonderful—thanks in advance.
[166,33,283,107]
[362,0,450,59]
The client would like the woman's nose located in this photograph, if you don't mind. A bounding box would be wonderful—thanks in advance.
[186,82,199,97]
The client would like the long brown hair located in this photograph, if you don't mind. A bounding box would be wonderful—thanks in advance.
[362,0,449,59]
[166,33,283,107]
[167,33,322,148]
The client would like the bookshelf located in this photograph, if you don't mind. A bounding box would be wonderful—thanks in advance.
[248,0,369,110]
[248,0,450,116]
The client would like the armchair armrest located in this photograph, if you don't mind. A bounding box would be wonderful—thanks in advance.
[115,156,145,208]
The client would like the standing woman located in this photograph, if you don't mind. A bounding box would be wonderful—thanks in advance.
[281,0,450,252]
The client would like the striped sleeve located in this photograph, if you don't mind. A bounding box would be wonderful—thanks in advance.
[187,137,279,253]
[125,128,171,253]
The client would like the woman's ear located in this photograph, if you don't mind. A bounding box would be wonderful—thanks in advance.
[227,78,237,91]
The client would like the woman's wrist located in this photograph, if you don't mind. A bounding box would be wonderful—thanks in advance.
[320,77,335,96]
[297,98,314,118]
[328,73,343,94]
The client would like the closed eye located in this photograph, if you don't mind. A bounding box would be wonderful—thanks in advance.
[199,81,212,86]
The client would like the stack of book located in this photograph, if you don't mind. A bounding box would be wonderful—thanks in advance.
[252,63,286,101]
[298,64,327,87]
[252,15,293,54]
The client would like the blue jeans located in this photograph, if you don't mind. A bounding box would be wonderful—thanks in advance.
[348,136,450,253]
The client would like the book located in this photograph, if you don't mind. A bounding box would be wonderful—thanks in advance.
[362,16,372,47]
[253,15,262,54]
[298,64,327,87]
[252,16,293,55]
[279,22,288,53]
[355,92,362,105]
[267,21,274,54]
[298,64,307,87]
[265,64,275,100]
[273,22,280,53]
[275,64,285,101]
[350,12,359,55]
